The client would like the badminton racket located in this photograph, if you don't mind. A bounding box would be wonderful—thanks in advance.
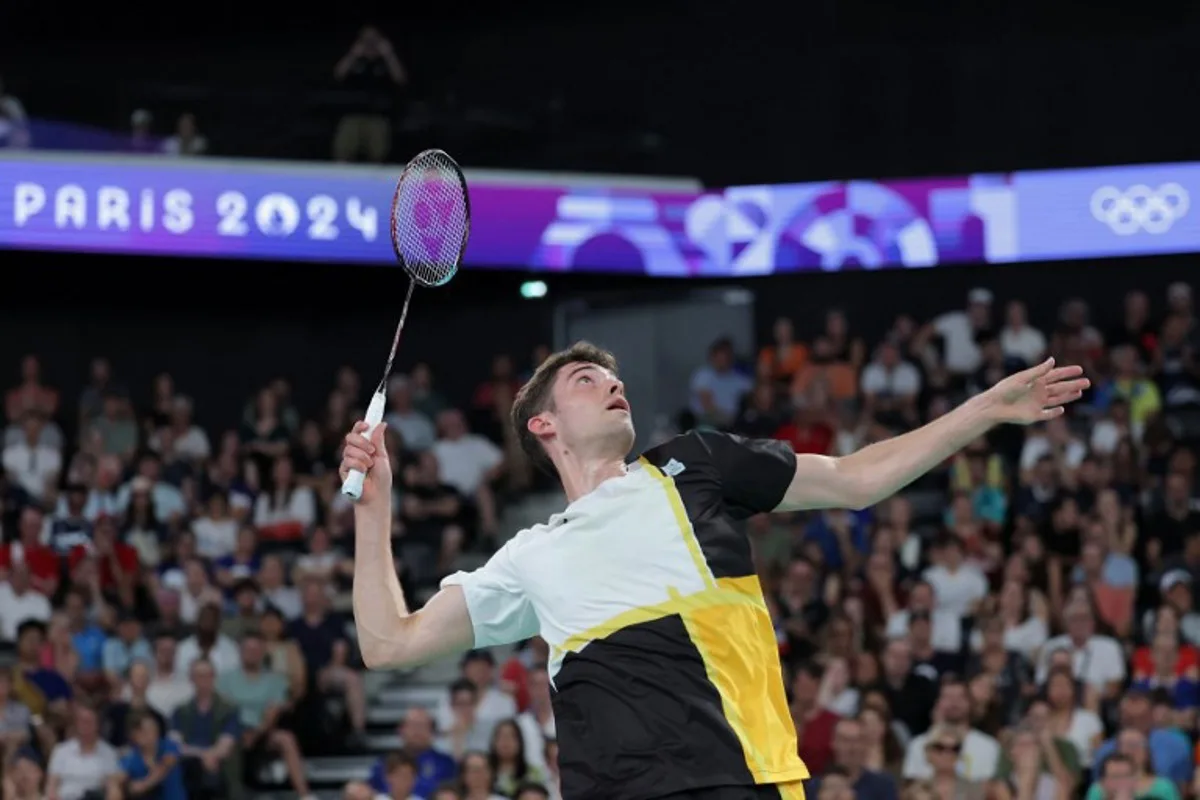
[341,148,471,501]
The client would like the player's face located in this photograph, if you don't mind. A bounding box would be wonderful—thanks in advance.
[544,362,635,458]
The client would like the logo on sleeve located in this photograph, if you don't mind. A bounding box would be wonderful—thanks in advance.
[662,458,686,477]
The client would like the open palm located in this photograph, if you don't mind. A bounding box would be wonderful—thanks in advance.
[986,357,1090,425]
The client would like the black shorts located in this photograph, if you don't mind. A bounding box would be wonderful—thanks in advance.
[655,783,808,800]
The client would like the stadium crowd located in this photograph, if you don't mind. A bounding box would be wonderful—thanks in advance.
[0,279,1198,800]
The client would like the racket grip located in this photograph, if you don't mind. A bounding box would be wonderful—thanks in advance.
[341,392,388,502]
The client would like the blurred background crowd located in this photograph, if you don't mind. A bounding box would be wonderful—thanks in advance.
[5,4,1200,800]
[1,275,1198,799]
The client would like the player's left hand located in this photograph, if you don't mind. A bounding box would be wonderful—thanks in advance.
[984,357,1090,425]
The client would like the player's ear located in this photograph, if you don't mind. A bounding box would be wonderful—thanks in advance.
[527,412,555,440]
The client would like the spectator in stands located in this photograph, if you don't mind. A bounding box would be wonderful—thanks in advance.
[384,376,436,451]
[488,718,545,796]
[174,603,239,675]
[87,393,138,464]
[177,558,223,625]
[104,660,165,749]
[1093,690,1192,786]
[109,708,186,799]
[117,452,185,521]
[254,454,316,541]
[332,25,407,164]
[293,524,353,588]
[289,576,367,738]
[258,554,302,619]
[5,356,57,424]
[215,527,261,591]
[101,612,150,687]
[458,750,506,800]
[170,659,241,799]
[46,701,120,800]
[1088,731,1179,800]
[192,491,238,560]
[861,338,921,434]
[516,666,555,773]
[161,112,207,156]
[220,631,317,800]
[441,680,493,760]
[790,660,840,775]
[400,449,468,582]
[3,747,45,800]
[1000,300,1048,368]
[369,707,457,798]
[1036,598,1125,699]
[809,716,898,800]
[439,650,516,746]
[3,412,61,502]
[0,563,52,642]
[0,670,31,765]
[903,678,1000,782]
[689,337,753,428]
[145,632,192,718]
[433,409,505,538]
[758,316,809,388]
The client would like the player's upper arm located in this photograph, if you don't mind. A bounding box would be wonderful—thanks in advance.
[372,584,476,669]
[439,535,539,649]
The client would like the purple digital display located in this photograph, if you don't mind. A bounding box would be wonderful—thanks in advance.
[1,153,1196,273]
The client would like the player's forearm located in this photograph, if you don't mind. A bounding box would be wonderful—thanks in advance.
[838,392,1000,508]
[352,502,415,669]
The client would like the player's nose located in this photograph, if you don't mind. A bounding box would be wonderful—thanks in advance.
[608,379,625,396]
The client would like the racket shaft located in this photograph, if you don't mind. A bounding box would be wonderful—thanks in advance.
[341,392,387,501]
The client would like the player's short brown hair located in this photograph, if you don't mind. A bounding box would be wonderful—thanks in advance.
[511,341,618,477]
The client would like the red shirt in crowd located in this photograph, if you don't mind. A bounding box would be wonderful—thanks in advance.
[774,421,833,456]
[0,542,61,593]
[1131,643,1200,680]
[796,708,840,775]
[68,542,139,590]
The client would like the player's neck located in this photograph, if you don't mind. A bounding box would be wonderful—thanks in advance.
[557,455,629,504]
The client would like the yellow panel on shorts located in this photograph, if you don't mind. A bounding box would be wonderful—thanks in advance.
[681,575,811,785]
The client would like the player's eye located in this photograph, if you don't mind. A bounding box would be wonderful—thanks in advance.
[578,375,593,384]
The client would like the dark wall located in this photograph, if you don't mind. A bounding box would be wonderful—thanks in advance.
[1,249,1188,440]
[6,4,1199,184]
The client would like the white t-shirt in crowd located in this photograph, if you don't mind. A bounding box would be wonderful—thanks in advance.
[2,443,62,499]
[174,634,241,675]
[517,710,557,771]
[1000,326,1047,366]
[969,616,1048,662]
[435,685,517,745]
[0,582,52,641]
[254,488,317,530]
[1035,635,1126,689]
[923,564,989,619]
[151,425,211,462]
[1061,708,1105,767]
[886,609,963,653]
[903,728,1000,781]
[1020,436,1087,472]
[262,586,302,620]
[47,738,120,800]
[861,361,922,397]
[191,516,239,559]
[433,435,503,496]
[384,410,436,452]
[145,672,194,718]
[933,312,983,374]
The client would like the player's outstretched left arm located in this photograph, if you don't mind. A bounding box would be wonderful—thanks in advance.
[776,357,1089,512]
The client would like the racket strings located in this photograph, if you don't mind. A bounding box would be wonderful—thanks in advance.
[390,151,469,288]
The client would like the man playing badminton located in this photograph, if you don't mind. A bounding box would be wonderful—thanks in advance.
[342,342,1088,800]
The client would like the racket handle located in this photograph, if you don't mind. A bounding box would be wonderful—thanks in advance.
[341,392,388,503]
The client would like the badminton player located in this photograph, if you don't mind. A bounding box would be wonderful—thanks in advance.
[343,342,1088,800]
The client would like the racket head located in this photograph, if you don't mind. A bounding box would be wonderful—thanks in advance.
[389,149,471,288]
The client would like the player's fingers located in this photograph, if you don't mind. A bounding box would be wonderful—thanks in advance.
[370,421,389,448]
[341,452,374,476]
[345,426,375,455]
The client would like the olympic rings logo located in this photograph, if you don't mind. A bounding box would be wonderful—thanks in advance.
[1090,183,1190,235]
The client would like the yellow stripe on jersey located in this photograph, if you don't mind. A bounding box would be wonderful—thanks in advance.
[641,459,810,785]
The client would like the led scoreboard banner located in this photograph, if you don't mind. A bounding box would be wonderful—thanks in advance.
[2,151,1199,273]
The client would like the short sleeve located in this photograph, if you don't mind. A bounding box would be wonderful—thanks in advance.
[687,430,797,518]
[440,536,539,648]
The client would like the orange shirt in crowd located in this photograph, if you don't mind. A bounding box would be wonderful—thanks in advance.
[758,343,810,383]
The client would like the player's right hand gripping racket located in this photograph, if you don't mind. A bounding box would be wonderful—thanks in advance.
[341,149,471,502]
